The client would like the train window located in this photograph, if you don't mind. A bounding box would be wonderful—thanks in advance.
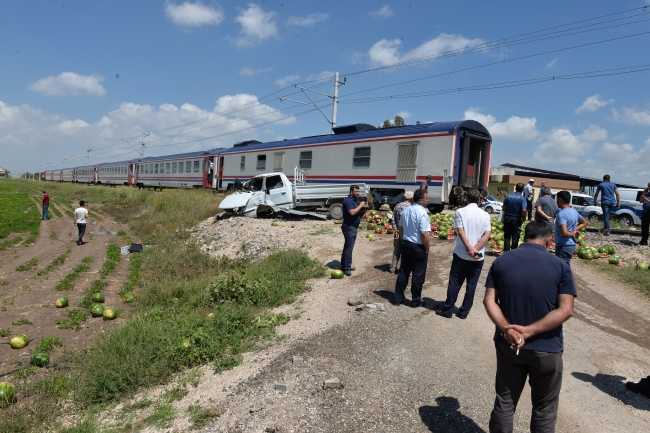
[144,165,148,174]
[299,151,312,170]
[186,161,191,172]
[172,162,177,173]
[193,160,199,172]
[256,155,266,170]
[240,156,245,171]
[149,164,153,173]
[353,147,371,168]
[165,163,170,173]
[155,164,159,174]
[179,161,184,173]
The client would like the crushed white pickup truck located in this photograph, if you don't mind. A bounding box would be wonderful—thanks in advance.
[219,167,368,219]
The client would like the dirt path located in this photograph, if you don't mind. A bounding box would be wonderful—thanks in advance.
[0,201,133,373]
[153,221,650,433]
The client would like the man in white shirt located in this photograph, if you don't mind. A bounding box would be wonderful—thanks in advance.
[74,200,89,245]
[524,179,535,222]
[394,189,430,307]
[438,189,491,319]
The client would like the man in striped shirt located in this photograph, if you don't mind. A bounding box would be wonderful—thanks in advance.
[420,175,432,191]
[390,191,414,274]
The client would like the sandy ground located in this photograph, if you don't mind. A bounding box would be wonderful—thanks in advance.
[100,215,650,433]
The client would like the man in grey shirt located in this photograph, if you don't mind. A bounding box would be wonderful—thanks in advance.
[535,186,557,226]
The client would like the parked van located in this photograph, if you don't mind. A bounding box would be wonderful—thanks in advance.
[551,192,602,222]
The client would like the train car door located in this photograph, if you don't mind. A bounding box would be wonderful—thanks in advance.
[73,169,77,183]
[458,133,490,190]
[202,156,212,188]
[128,163,137,185]
[93,167,98,184]
[211,156,224,190]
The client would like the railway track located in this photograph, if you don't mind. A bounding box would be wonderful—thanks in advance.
[585,226,642,237]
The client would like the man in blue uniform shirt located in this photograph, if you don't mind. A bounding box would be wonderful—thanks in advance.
[640,182,650,246]
[483,221,576,433]
[555,191,588,266]
[340,185,366,276]
[501,183,527,251]
[394,189,431,307]
[593,174,620,236]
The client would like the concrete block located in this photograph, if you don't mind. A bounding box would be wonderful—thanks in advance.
[323,377,343,390]
[292,356,304,366]
[274,380,296,393]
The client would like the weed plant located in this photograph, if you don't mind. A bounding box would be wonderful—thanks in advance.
[0,236,24,252]
[0,328,11,337]
[12,318,33,326]
[36,248,71,279]
[57,309,90,331]
[55,257,94,290]
[35,336,64,353]
[15,257,38,272]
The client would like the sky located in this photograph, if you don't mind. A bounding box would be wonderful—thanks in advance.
[2,0,650,186]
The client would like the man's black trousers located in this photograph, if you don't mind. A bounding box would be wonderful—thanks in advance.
[441,254,484,317]
[490,343,563,433]
[77,223,86,244]
[394,240,428,303]
[503,220,521,251]
[641,209,650,245]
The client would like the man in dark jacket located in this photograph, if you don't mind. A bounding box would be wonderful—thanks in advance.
[501,183,527,251]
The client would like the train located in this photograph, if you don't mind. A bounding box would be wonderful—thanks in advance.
[43,120,492,211]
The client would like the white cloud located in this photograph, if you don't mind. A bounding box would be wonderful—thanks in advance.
[240,66,273,76]
[370,5,394,18]
[287,12,328,27]
[463,108,539,142]
[611,107,650,126]
[29,72,106,96]
[533,124,607,163]
[274,74,300,87]
[546,58,558,68]
[575,94,613,114]
[305,70,335,81]
[365,33,485,67]
[234,4,278,47]
[396,110,411,119]
[164,1,224,27]
[0,95,295,173]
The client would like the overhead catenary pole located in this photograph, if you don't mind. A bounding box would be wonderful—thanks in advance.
[332,72,339,130]
[86,149,92,165]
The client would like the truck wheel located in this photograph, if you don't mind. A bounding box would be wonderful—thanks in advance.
[329,203,344,220]
[617,214,633,226]
[588,214,601,223]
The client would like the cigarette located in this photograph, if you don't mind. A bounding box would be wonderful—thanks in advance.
[516,338,521,355]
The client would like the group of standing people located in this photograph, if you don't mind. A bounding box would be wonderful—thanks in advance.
[40,191,89,245]
[339,181,577,432]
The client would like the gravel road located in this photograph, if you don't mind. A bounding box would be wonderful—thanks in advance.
[161,216,650,432]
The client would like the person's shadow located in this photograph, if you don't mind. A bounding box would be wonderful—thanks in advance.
[572,372,650,411]
[325,260,341,270]
[419,397,486,432]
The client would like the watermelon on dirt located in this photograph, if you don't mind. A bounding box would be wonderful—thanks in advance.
[598,246,609,254]
[271,221,279,227]
[606,245,615,255]
[0,382,16,408]
[102,307,117,320]
[609,257,620,265]
[374,226,383,234]
[55,296,69,308]
[10,334,29,349]
[91,293,105,303]
[368,223,376,230]
[90,303,104,317]
[386,229,394,234]
[636,262,649,271]
[331,270,344,279]
[493,248,503,253]
[31,352,50,367]
[438,232,448,240]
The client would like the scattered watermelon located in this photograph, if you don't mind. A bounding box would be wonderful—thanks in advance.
[55,296,69,308]
[122,292,135,303]
[271,221,279,227]
[91,293,105,303]
[181,338,192,348]
[102,307,117,320]
[598,246,609,254]
[31,352,50,367]
[636,262,649,271]
[368,223,376,230]
[90,303,104,317]
[374,226,383,234]
[9,334,29,350]
[609,257,620,265]
[438,231,448,240]
[331,270,344,279]
[0,382,16,408]
[493,248,503,253]
[386,229,394,234]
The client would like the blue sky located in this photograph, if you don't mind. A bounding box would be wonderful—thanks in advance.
[2,0,650,186]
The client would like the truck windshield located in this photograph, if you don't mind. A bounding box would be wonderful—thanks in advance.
[249,177,264,192]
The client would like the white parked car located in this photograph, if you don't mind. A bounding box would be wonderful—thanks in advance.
[481,195,503,214]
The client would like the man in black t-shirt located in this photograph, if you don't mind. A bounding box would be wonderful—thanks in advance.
[483,221,576,433]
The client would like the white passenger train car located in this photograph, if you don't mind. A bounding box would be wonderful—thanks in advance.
[132,148,223,190]
[216,121,491,211]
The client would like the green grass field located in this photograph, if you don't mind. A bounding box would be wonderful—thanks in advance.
[1,179,326,433]
[0,181,40,243]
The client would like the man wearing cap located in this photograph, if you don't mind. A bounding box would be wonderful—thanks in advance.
[524,179,535,222]
[390,191,414,274]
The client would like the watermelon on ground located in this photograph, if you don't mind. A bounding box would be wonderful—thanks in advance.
[103,307,117,320]
[10,334,29,350]
[636,262,649,271]
[56,296,68,308]
[606,245,615,255]
[91,293,105,303]
[609,257,620,265]
[331,270,344,279]
[90,303,104,317]
[31,352,50,367]
[0,382,16,408]
[374,226,383,234]
[438,232,448,240]
[122,292,135,303]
